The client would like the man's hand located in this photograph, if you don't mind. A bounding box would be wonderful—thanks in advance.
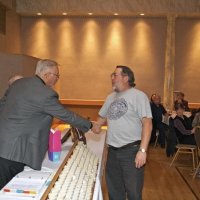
[191,127,196,134]
[134,117,152,168]
[135,151,147,168]
[91,117,107,134]
[91,121,101,134]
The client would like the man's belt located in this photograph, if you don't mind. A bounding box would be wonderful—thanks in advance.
[109,140,141,150]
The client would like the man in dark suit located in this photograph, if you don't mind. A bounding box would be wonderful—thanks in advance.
[150,94,168,148]
[0,59,93,189]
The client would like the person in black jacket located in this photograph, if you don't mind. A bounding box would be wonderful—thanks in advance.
[150,94,168,148]
[174,103,196,145]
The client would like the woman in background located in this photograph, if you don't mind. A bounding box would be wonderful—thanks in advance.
[174,92,190,111]
[174,103,196,145]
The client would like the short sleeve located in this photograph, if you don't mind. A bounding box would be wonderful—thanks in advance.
[136,93,152,119]
[98,96,112,118]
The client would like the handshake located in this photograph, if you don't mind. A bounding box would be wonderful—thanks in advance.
[91,121,102,134]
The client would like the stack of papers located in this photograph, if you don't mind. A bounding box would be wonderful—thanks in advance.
[0,170,52,200]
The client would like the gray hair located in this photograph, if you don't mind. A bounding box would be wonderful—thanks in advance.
[35,59,58,76]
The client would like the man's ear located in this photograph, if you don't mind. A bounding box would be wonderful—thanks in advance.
[124,75,129,84]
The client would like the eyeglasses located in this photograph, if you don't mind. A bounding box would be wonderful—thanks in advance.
[110,72,127,78]
[49,73,60,78]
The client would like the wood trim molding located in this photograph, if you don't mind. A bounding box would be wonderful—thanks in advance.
[60,99,104,106]
[189,103,200,109]
[60,99,200,109]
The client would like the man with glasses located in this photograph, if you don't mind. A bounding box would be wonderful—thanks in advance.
[93,65,152,200]
[0,59,94,189]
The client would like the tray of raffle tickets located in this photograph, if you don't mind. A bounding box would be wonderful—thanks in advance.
[41,141,99,200]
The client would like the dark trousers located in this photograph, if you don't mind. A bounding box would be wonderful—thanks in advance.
[0,157,25,190]
[151,122,166,145]
[106,144,144,200]
[181,134,196,145]
[157,123,166,145]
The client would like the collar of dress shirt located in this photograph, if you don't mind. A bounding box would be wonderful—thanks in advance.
[35,75,46,85]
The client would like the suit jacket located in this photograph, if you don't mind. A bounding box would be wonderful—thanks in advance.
[0,76,91,170]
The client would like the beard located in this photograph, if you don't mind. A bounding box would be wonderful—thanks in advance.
[112,85,119,93]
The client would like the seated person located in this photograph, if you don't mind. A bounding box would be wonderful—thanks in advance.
[174,103,196,145]
[174,92,190,111]
[150,94,168,148]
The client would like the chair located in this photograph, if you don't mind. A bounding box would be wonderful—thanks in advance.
[170,144,198,170]
[193,126,200,178]
[169,119,198,170]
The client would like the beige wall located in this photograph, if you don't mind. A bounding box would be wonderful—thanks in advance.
[0,53,21,96]
[21,55,39,76]
[0,2,21,95]
[0,9,21,53]
[175,18,200,103]
[21,17,167,100]
[1,13,200,105]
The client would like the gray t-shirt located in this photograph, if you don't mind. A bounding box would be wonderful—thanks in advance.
[99,88,152,147]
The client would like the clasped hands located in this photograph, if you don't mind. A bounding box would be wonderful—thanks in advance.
[191,127,196,134]
[91,121,101,134]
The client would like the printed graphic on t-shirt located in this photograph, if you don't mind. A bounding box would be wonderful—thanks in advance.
[107,98,128,120]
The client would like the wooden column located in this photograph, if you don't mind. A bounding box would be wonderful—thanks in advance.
[163,16,176,110]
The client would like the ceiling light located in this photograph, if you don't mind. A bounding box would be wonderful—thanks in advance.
[88,13,93,15]
[62,12,67,15]
[140,13,145,16]
[114,13,119,16]
[37,12,42,16]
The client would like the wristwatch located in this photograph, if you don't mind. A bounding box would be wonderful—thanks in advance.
[139,148,146,153]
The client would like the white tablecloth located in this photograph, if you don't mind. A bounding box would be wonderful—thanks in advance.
[0,129,106,200]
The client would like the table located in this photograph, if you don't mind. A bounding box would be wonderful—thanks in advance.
[0,129,106,200]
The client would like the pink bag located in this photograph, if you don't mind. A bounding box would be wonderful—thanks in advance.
[48,129,61,162]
